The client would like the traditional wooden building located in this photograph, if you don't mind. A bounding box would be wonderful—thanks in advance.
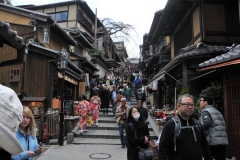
[144,0,240,157]
[144,0,240,108]
[0,3,83,140]
[199,45,240,159]
[20,0,123,78]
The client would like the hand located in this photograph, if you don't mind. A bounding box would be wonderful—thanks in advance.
[144,136,149,144]
[34,142,42,154]
[27,151,35,157]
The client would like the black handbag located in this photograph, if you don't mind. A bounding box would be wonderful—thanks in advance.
[129,123,154,160]
[138,147,154,160]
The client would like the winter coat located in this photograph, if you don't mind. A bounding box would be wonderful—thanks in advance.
[12,129,41,160]
[126,120,150,160]
[198,105,228,146]
[100,89,110,109]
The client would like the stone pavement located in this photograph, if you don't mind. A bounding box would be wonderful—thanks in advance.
[36,143,127,160]
[34,91,160,160]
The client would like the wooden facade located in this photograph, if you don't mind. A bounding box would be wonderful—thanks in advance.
[142,0,240,157]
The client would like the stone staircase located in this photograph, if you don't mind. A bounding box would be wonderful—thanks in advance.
[72,90,157,145]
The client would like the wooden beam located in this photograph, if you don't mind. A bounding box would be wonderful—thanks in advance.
[182,61,188,87]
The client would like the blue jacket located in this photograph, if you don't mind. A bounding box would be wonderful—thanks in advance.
[12,129,41,160]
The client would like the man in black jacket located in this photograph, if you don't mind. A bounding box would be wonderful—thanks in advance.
[158,94,212,160]
[137,100,148,122]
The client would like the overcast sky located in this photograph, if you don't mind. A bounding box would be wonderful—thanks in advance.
[11,0,168,58]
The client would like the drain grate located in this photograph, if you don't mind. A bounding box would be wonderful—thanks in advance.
[89,153,111,159]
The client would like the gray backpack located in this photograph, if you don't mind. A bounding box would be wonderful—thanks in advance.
[172,116,201,151]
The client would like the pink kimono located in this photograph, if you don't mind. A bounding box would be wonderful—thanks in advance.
[77,100,90,133]
[89,96,101,126]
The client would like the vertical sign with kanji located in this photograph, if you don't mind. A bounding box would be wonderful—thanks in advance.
[42,26,50,44]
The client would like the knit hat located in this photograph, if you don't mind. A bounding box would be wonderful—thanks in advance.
[0,84,23,155]
[121,98,126,102]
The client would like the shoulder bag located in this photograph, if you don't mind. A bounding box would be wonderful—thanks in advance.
[129,123,154,160]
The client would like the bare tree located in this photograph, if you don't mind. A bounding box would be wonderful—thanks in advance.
[99,18,138,59]
[101,18,137,42]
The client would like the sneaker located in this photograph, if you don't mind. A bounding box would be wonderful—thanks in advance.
[121,145,125,148]
[84,129,88,133]
[113,116,116,119]
[79,130,84,135]
[92,124,98,127]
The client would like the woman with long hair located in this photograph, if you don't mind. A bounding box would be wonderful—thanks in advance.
[100,85,110,114]
[126,106,151,160]
[12,106,42,160]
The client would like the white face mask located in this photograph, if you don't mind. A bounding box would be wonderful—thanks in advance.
[133,113,140,120]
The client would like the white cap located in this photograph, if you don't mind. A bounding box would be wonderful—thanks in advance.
[0,84,23,155]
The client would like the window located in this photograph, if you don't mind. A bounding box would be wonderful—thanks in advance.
[49,12,68,22]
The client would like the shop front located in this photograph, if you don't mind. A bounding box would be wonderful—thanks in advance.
[21,97,46,141]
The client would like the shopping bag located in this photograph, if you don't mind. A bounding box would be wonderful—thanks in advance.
[88,116,93,125]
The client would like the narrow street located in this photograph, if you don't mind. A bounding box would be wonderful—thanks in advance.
[35,91,158,160]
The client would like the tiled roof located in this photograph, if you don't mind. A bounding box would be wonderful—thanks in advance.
[105,58,114,62]
[0,20,24,49]
[0,3,77,46]
[146,42,231,85]
[199,44,240,68]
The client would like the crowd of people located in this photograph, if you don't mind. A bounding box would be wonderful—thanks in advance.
[0,69,230,160]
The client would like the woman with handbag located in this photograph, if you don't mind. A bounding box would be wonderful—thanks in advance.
[126,106,153,160]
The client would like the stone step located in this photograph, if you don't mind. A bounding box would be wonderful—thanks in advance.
[99,108,113,112]
[84,123,153,131]
[75,129,157,139]
[99,113,115,117]
[73,138,121,145]
[98,117,117,123]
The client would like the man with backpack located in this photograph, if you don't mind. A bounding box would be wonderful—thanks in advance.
[158,94,212,160]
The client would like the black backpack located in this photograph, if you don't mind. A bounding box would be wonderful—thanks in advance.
[171,116,201,151]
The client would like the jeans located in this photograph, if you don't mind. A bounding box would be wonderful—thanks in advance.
[118,123,126,146]
[127,101,131,106]
[111,100,116,116]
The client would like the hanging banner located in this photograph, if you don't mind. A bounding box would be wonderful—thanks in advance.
[42,26,50,44]
[152,81,158,91]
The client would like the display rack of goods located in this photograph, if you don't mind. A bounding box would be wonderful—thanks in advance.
[23,102,43,119]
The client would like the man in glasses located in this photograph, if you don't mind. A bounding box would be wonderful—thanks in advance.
[159,94,212,160]
[199,94,228,160]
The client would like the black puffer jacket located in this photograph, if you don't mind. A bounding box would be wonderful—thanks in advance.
[126,120,151,160]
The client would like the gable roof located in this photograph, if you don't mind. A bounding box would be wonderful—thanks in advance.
[0,3,77,46]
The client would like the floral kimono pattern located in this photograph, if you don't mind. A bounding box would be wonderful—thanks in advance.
[89,96,101,125]
[77,100,90,131]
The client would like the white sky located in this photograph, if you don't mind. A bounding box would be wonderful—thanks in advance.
[11,0,168,58]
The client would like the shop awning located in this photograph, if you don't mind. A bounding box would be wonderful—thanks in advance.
[58,72,78,85]
[21,97,46,102]
[146,72,165,86]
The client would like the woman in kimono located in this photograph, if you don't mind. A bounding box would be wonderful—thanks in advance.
[89,93,101,127]
[77,95,90,135]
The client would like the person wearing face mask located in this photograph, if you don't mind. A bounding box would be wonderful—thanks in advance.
[126,106,151,160]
